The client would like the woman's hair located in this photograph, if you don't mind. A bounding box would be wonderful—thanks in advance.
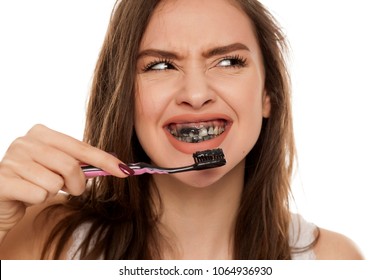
[41,0,316,259]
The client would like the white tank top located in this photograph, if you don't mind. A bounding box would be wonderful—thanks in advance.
[289,213,317,260]
[68,213,316,259]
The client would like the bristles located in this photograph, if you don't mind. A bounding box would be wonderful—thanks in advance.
[193,148,225,163]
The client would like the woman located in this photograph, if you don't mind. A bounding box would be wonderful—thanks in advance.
[0,0,362,259]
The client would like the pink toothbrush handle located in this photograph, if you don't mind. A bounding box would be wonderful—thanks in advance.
[83,170,111,179]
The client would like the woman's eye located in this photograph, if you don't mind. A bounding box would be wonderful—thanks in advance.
[217,55,247,68]
[143,60,175,72]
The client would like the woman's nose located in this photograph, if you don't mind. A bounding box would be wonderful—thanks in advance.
[175,70,216,110]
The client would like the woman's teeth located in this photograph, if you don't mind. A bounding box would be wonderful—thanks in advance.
[168,121,226,143]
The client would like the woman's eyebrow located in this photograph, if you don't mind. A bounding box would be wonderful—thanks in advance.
[137,43,250,60]
[137,49,180,60]
[203,43,250,58]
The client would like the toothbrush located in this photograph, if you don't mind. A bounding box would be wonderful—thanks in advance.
[82,148,226,178]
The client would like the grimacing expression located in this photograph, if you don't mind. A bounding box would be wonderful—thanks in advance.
[135,0,270,187]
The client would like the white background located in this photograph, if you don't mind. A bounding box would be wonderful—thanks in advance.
[0,0,389,260]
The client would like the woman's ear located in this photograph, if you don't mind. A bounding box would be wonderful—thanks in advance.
[262,91,271,118]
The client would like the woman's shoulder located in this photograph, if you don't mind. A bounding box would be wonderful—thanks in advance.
[313,227,364,260]
[0,193,71,259]
[289,213,364,260]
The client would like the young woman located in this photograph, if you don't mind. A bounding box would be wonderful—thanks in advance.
[0,0,363,259]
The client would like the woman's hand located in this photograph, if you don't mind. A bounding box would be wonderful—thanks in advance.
[0,124,129,243]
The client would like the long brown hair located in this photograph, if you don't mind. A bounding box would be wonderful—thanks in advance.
[41,0,310,259]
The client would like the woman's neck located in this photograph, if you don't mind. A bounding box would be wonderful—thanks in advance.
[152,161,245,259]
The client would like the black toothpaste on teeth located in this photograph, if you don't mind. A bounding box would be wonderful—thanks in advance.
[179,127,210,137]
[180,127,200,136]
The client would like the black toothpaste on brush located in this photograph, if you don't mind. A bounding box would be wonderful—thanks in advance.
[82,148,226,178]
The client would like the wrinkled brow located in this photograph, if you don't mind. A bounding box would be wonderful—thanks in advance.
[203,43,250,58]
[137,49,179,60]
[137,43,250,60]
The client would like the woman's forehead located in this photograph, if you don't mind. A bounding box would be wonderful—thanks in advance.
[139,0,258,54]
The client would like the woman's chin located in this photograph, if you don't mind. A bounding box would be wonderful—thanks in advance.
[152,167,226,190]
[153,159,244,190]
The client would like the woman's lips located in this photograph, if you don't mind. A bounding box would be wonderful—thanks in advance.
[163,114,232,154]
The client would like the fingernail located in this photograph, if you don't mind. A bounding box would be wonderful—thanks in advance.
[118,163,134,176]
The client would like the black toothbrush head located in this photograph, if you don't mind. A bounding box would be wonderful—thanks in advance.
[192,148,226,170]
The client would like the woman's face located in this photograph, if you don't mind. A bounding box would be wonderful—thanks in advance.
[135,0,270,187]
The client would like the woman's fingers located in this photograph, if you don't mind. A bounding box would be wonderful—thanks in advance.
[25,124,128,179]
[4,131,84,195]
[1,124,130,204]
[4,159,64,195]
[0,124,130,240]
[0,174,49,205]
